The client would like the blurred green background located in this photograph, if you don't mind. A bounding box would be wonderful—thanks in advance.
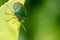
[0,0,60,40]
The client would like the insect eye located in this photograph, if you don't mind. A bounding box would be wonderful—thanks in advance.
[13,2,27,20]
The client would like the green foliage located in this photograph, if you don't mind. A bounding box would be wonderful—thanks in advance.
[0,0,8,6]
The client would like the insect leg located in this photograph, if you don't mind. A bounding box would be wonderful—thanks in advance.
[22,24,26,32]
[5,17,16,21]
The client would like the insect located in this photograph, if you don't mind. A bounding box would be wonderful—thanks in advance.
[5,2,27,32]
[13,2,27,31]
[13,2,27,22]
